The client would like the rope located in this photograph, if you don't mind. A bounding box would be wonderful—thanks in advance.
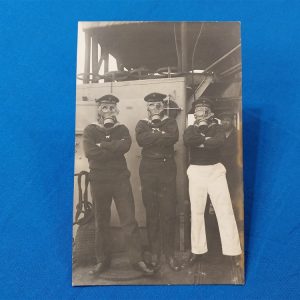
[73,171,90,225]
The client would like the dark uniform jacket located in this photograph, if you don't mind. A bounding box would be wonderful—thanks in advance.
[221,128,238,172]
[135,117,179,159]
[183,121,225,165]
[83,123,131,179]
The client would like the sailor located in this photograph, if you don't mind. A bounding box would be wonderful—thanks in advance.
[135,92,181,271]
[219,111,242,223]
[183,97,242,266]
[82,94,154,276]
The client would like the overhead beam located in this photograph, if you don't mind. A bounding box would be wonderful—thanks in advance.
[187,74,214,112]
[219,63,241,77]
[204,43,241,73]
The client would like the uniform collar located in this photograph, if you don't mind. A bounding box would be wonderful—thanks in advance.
[92,122,122,129]
[144,115,169,123]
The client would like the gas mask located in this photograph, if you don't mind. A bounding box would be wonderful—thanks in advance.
[194,105,214,127]
[221,116,233,131]
[147,101,165,124]
[97,102,119,128]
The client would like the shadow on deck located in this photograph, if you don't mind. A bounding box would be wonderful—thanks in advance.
[72,251,244,286]
[73,198,244,286]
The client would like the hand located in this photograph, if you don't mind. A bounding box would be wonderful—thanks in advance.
[194,120,200,127]
[196,144,205,148]
[96,143,101,147]
[151,128,161,133]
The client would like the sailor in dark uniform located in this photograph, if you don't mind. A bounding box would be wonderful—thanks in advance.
[183,98,241,266]
[219,111,242,224]
[82,94,154,276]
[135,92,181,271]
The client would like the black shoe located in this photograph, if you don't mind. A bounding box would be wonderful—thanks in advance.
[150,254,161,271]
[88,260,111,276]
[183,253,201,268]
[133,261,155,276]
[167,256,182,272]
[230,255,241,267]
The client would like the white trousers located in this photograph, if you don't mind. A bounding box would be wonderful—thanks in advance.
[187,163,242,256]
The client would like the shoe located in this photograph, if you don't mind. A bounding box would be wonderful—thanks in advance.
[88,260,111,276]
[183,253,201,268]
[167,256,182,272]
[150,254,161,271]
[133,261,155,276]
[230,255,241,267]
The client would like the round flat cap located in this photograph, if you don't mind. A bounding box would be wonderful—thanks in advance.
[144,92,166,102]
[95,94,119,104]
[192,97,214,109]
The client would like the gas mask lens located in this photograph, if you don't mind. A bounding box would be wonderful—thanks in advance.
[148,102,163,112]
[100,104,117,113]
[194,106,210,119]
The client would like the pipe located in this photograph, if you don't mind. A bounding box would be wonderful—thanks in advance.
[92,36,99,83]
[191,23,204,102]
[180,22,188,73]
[173,24,181,71]
[83,32,91,84]
[102,47,109,82]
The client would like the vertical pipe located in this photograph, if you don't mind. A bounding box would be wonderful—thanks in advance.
[102,47,109,82]
[91,36,99,83]
[174,24,182,72]
[103,48,109,74]
[180,22,188,73]
[84,32,91,84]
[176,77,189,251]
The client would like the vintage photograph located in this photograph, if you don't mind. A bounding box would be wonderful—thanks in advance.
[72,21,244,285]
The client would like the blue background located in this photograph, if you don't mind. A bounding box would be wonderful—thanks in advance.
[0,0,299,299]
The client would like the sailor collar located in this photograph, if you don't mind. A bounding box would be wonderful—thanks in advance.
[143,115,169,124]
[91,122,123,130]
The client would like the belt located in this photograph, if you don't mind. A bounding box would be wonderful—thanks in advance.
[142,154,174,162]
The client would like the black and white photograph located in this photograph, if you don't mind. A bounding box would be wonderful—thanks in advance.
[72,21,244,285]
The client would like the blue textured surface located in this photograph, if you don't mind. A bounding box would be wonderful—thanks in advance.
[0,0,299,299]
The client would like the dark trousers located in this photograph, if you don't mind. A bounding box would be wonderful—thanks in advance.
[90,171,142,264]
[139,158,177,257]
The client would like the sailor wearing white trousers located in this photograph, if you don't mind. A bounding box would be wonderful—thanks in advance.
[187,163,241,255]
[183,97,241,265]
